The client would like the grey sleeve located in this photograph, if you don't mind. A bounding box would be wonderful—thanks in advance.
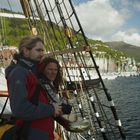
[8,67,54,120]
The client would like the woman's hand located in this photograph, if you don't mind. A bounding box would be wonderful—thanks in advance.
[52,103,63,117]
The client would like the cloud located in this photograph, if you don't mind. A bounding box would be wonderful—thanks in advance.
[112,30,140,47]
[73,0,140,47]
[74,0,125,39]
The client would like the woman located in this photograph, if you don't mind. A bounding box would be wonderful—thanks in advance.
[38,57,72,128]
[38,57,91,135]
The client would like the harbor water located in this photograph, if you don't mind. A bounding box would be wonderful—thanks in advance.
[104,75,140,140]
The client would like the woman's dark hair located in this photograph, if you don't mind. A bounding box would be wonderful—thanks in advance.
[41,57,63,90]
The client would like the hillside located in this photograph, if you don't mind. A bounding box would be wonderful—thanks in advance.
[105,41,140,62]
[0,9,136,63]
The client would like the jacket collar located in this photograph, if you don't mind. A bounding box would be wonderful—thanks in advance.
[18,57,39,72]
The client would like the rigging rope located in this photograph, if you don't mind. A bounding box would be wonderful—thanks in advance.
[0,0,126,139]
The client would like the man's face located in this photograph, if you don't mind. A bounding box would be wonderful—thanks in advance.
[43,62,58,81]
[24,41,45,61]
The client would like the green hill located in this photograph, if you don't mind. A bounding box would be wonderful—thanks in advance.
[0,9,138,63]
[0,17,129,62]
[105,41,140,62]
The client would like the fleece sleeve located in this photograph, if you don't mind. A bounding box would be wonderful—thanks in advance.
[7,66,54,120]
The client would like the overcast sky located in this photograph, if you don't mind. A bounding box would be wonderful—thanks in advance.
[73,0,140,47]
[0,0,140,47]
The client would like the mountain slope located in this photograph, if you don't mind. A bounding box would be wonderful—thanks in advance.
[105,41,140,62]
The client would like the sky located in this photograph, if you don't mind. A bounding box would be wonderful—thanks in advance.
[0,0,140,47]
[73,0,140,47]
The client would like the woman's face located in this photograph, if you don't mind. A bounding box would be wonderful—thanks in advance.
[43,62,58,81]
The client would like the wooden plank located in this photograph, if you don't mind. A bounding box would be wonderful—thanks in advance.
[62,66,95,68]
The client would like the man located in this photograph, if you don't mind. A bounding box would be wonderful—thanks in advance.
[5,36,62,140]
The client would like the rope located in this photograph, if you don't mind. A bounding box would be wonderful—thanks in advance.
[7,0,127,139]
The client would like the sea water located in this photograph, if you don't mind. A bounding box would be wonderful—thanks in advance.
[104,75,140,140]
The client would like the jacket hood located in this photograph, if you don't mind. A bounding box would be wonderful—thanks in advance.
[5,63,17,79]
[5,57,39,79]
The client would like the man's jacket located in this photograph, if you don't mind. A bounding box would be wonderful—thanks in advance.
[5,57,55,140]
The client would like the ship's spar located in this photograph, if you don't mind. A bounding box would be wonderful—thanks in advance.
[0,0,126,139]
